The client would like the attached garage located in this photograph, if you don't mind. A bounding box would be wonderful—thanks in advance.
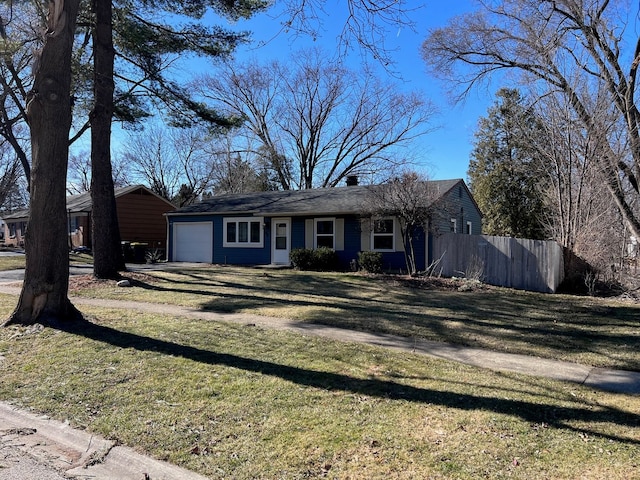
[172,222,213,263]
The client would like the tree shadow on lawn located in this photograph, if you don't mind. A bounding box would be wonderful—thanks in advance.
[127,276,640,371]
[56,318,640,445]
[129,270,383,306]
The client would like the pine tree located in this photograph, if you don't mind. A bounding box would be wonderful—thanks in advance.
[89,0,269,278]
[468,88,547,239]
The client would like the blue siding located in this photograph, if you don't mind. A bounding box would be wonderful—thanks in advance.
[169,180,482,270]
[291,217,306,249]
[212,216,270,265]
[411,225,427,271]
[336,216,360,268]
[168,215,271,265]
[380,225,427,273]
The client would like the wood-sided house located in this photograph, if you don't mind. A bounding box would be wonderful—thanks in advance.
[2,185,175,251]
[166,179,482,271]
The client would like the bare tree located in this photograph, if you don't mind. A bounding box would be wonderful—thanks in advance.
[199,48,435,190]
[531,90,631,282]
[530,91,603,248]
[0,1,38,184]
[364,171,439,275]
[6,0,82,326]
[0,140,23,210]
[122,124,216,205]
[279,0,421,69]
[422,0,640,241]
[67,151,130,194]
[205,134,274,194]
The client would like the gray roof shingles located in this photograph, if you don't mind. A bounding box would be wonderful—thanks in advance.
[168,179,463,217]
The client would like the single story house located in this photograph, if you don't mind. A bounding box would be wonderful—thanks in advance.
[3,185,175,251]
[166,179,482,271]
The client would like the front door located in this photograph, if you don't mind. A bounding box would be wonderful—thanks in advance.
[271,218,291,265]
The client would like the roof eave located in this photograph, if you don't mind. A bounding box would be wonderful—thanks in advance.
[166,209,362,217]
[165,209,261,217]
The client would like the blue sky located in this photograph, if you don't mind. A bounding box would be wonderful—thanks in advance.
[107,1,493,184]
[216,0,496,181]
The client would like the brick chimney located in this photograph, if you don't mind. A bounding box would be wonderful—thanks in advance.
[346,175,359,186]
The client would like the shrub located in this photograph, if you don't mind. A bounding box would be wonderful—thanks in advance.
[357,251,383,274]
[290,247,339,271]
[313,247,339,271]
[145,248,164,264]
[290,248,315,270]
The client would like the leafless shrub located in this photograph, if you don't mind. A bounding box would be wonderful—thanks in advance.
[584,271,598,297]
[464,255,485,282]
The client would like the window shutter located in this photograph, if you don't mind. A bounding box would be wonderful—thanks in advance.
[360,218,371,251]
[335,218,344,251]
[305,219,313,249]
[395,218,404,252]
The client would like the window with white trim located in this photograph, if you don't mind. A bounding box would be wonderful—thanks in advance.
[372,218,394,251]
[315,218,335,249]
[466,221,472,235]
[450,218,457,233]
[223,217,263,247]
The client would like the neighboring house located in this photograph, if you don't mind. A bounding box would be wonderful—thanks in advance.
[166,179,482,271]
[2,185,175,251]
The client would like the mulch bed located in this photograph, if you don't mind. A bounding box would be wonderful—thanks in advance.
[68,272,157,292]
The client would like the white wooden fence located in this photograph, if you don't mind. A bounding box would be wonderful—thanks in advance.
[431,233,565,293]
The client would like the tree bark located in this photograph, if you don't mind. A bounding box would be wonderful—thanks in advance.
[90,0,125,278]
[5,0,82,326]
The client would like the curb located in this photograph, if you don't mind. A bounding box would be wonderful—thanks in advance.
[0,402,209,480]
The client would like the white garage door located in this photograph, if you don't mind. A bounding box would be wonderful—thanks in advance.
[173,222,213,263]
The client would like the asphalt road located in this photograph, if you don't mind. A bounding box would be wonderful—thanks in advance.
[0,448,67,480]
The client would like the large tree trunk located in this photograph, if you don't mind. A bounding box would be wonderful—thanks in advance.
[90,0,125,279]
[5,0,82,326]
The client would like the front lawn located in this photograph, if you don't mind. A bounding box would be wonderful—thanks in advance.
[69,266,640,371]
[1,266,639,479]
[0,300,638,479]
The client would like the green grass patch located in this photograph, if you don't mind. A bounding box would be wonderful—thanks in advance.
[70,266,640,371]
[0,254,26,271]
[0,252,93,271]
[1,304,639,479]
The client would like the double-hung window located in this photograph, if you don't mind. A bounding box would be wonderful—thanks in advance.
[224,217,263,247]
[315,218,335,249]
[372,218,394,251]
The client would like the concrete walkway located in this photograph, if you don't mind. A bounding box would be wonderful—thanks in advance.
[1,280,640,396]
[0,279,639,479]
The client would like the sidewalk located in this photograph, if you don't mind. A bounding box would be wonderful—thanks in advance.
[1,281,639,395]
[65,292,640,395]
[0,281,639,479]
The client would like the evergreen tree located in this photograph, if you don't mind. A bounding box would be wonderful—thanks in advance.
[89,0,269,278]
[468,88,547,239]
